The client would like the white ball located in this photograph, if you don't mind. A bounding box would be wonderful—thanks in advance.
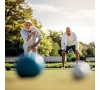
[72,61,91,79]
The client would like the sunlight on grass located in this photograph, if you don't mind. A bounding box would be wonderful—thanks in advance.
[5,70,95,90]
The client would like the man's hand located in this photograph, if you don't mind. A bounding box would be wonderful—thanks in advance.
[32,39,41,52]
[32,46,37,52]
[75,50,79,62]
[62,50,66,54]
[34,39,41,47]
[75,50,78,54]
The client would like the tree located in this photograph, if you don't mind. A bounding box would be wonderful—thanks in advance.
[5,0,42,56]
[79,49,88,60]
[89,42,95,48]
[48,30,63,47]
[85,42,95,57]
[86,46,95,57]
[37,35,53,56]
[5,0,33,33]
[44,30,63,56]
[49,42,60,56]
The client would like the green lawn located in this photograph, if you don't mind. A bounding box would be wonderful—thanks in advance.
[5,69,95,90]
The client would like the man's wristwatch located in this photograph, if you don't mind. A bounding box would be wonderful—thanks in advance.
[34,43,38,47]
[34,44,36,47]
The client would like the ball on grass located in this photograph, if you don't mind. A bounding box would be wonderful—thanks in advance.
[16,52,45,78]
[5,66,11,71]
[72,61,91,80]
[90,66,93,70]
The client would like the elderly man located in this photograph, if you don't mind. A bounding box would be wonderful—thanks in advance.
[61,27,79,69]
[20,20,42,55]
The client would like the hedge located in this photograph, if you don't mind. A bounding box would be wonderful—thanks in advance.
[5,62,95,68]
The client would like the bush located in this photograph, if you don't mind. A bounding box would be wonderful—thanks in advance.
[5,62,95,69]
[71,58,76,62]
[80,56,86,60]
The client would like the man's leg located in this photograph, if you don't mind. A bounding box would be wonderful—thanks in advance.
[71,45,79,64]
[62,51,66,69]
[75,51,79,64]
[61,46,69,69]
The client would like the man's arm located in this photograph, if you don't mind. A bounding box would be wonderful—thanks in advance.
[61,34,65,50]
[32,27,42,47]
[74,33,78,50]
[20,30,36,42]
[34,39,42,47]
[20,30,28,42]
[27,31,37,42]
[34,33,42,47]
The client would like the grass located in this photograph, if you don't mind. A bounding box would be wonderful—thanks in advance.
[5,69,95,90]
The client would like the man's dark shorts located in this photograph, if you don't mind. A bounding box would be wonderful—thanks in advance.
[66,45,76,54]
[58,45,76,56]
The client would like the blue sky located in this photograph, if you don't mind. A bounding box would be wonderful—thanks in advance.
[25,0,95,44]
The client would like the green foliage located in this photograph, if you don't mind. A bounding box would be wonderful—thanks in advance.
[79,42,95,59]
[85,42,95,57]
[5,0,43,56]
[47,30,63,56]
[81,49,88,57]
[89,42,95,48]
[48,30,63,47]
[49,42,60,56]
[5,62,95,68]
[86,46,95,57]
[67,49,76,61]
[38,37,53,56]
